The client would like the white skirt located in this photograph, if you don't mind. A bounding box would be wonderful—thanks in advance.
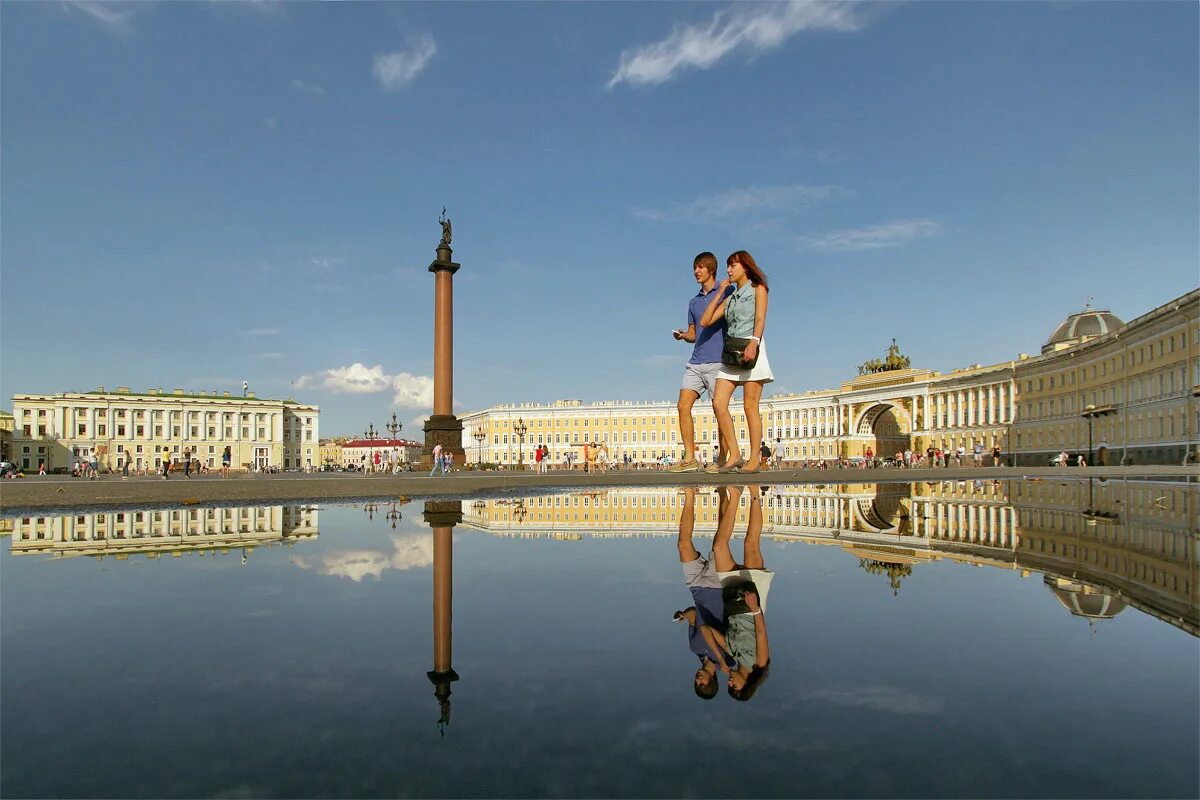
[717,338,775,384]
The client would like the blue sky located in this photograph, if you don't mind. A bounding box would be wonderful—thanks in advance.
[2,1,1196,435]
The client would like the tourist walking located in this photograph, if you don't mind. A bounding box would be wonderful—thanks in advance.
[701,250,773,473]
[430,443,448,476]
[972,441,984,467]
[672,486,736,700]
[670,252,730,475]
[183,448,192,478]
[992,444,1002,467]
[161,447,171,479]
[221,446,232,478]
[121,454,129,479]
[535,444,544,473]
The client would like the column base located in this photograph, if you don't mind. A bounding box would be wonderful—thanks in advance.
[423,415,465,468]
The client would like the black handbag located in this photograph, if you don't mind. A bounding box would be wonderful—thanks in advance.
[722,337,759,369]
[722,580,759,617]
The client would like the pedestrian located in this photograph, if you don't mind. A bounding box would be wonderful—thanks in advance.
[955,445,966,467]
[121,454,129,479]
[972,441,984,467]
[926,445,935,467]
[184,448,192,478]
[430,443,446,476]
[671,252,730,475]
[992,444,1002,467]
[221,446,232,478]
[39,460,46,476]
[702,250,774,473]
[161,447,172,480]
[759,440,772,469]
[943,448,951,468]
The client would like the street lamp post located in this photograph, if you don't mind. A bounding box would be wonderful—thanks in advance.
[385,413,403,470]
[1084,404,1095,466]
[472,427,486,466]
[514,417,529,471]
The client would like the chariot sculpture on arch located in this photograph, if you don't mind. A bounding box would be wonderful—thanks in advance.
[439,206,452,246]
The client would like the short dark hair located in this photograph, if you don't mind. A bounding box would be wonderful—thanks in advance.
[693,252,718,277]
[694,675,719,700]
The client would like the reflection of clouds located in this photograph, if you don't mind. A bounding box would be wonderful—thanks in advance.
[292,533,433,581]
[810,686,944,715]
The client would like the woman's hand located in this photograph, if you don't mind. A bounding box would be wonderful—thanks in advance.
[717,278,732,292]
[742,339,759,362]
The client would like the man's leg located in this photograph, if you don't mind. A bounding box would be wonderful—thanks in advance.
[677,387,700,463]
[677,487,700,564]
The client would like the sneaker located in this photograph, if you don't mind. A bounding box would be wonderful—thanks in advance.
[668,459,700,473]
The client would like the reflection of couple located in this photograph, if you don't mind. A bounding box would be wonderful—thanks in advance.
[674,485,771,701]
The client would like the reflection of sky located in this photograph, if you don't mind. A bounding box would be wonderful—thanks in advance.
[2,500,1197,799]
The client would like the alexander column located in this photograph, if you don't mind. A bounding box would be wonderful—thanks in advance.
[424,500,462,735]
[423,208,465,468]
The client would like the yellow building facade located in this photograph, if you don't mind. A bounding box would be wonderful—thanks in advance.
[1012,289,1199,465]
[462,290,1197,468]
[9,387,319,473]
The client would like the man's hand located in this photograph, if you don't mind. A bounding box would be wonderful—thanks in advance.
[672,329,685,340]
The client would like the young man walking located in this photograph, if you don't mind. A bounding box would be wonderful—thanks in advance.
[670,252,729,474]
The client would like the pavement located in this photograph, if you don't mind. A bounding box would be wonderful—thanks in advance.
[1,465,1195,516]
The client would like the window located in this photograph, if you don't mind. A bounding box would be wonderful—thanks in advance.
[97,425,106,436]
[136,425,145,437]
[77,424,86,436]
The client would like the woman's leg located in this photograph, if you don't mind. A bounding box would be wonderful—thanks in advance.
[712,379,741,466]
[742,381,764,469]
[712,486,741,572]
[742,486,765,569]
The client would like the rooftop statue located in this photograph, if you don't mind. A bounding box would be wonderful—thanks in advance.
[438,206,452,246]
[858,338,912,375]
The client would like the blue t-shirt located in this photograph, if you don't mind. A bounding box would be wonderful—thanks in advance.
[688,586,734,667]
[687,283,730,365]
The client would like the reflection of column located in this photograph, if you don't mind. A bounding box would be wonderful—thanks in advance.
[424,501,463,735]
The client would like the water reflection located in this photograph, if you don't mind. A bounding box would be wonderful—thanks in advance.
[462,479,1197,637]
[6,505,319,562]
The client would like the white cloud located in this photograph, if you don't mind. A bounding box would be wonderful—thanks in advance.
[246,328,279,336]
[291,78,326,97]
[809,686,945,715]
[292,533,433,582]
[798,218,944,251]
[634,184,839,223]
[373,35,437,92]
[294,363,435,408]
[64,0,136,34]
[607,0,865,89]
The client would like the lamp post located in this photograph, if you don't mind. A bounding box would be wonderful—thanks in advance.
[514,417,528,470]
[1083,404,1095,466]
[385,413,403,469]
[364,423,379,440]
[472,427,486,466]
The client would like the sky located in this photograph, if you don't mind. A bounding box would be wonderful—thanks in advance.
[2,0,1197,436]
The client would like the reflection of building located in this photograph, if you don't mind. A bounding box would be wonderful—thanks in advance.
[460,290,1197,467]
[1012,290,1199,466]
[8,505,319,560]
[1010,479,1197,635]
[9,387,319,473]
[463,480,1196,636]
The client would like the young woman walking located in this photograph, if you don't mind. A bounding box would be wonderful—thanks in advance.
[700,250,773,473]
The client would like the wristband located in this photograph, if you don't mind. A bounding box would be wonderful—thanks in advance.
[748,335,761,342]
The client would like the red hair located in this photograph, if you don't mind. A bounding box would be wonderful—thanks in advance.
[727,250,769,291]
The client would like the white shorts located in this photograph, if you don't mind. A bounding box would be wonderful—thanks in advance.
[716,568,774,614]
[717,338,775,384]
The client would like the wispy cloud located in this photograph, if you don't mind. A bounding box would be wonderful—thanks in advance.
[64,0,136,34]
[373,35,437,92]
[310,256,345,270]
[809,686,945,715]
[294,363,435,408]
[246,328,279,336]
[634,184,840,223]
[799,218,944,251]
[608,0,866,89]
[290,78,326,97]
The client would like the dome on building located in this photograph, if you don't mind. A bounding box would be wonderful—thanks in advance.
[1042,303,1124,354]
[1044,576,1127,620]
